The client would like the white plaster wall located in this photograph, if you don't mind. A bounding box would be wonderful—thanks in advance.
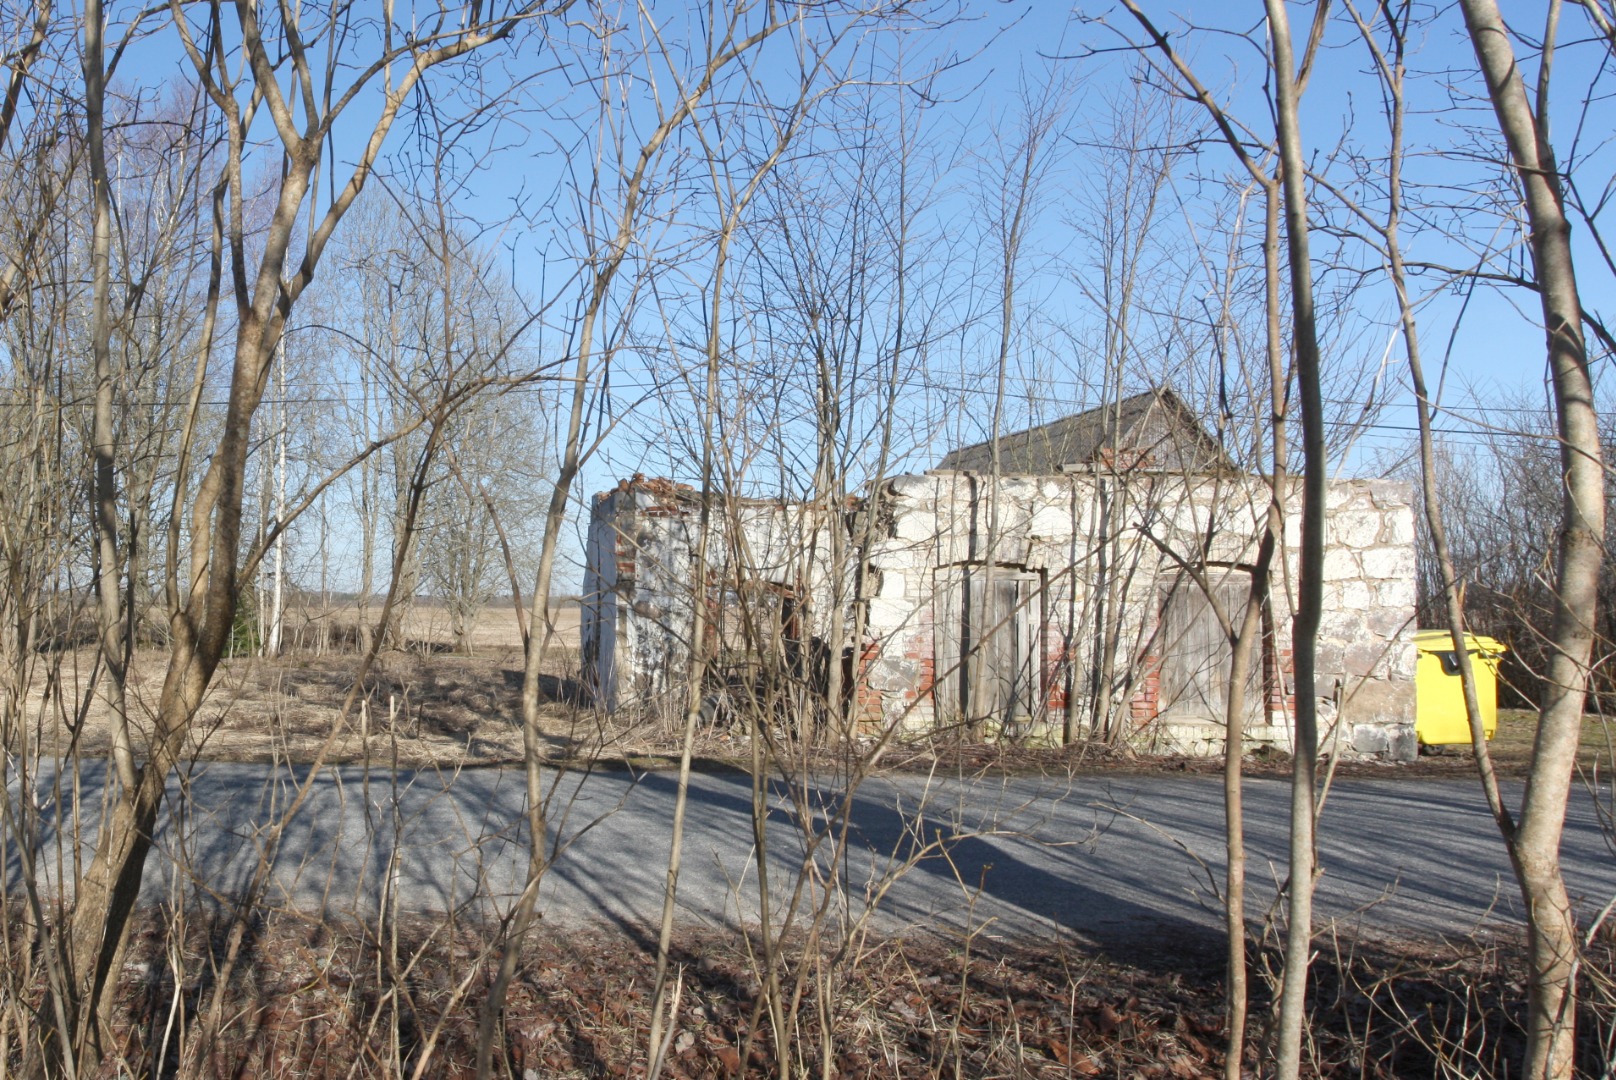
[583,485,847,713]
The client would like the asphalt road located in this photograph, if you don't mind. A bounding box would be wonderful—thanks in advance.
[10,761,1615,948]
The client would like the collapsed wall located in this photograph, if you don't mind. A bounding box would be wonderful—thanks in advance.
[581,476,845,713]
[583,471,1418,760]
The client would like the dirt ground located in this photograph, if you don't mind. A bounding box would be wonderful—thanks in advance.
[26,604,603,769]
[25,603,1611,779]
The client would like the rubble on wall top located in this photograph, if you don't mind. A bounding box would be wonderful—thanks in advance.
[622,474,693,498]
[596,474,865,513]
[594,474,696,505]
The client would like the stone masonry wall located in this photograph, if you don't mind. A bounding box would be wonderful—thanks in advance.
[581,477,846,712]
[856,472,1416,759]
[583,472,1417,760]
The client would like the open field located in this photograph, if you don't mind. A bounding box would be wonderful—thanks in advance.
[26,603,1616,779]
[24,603,604,769]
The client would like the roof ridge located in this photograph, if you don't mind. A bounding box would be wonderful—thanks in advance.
[939,387,1162,463]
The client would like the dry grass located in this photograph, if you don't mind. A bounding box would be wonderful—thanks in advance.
[24,603,610,769]
[21,602,1191,773]
[1489,707,1615,773]
[28,602,1616,779]
[1379,707,1616,781]
[0,908,1581,1078]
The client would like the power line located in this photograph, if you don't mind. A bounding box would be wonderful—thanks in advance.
[0,370,1567,445]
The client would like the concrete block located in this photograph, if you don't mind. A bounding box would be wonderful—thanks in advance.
[1326,484,1357,510]
[1323,548,1360,581]
[1375,577,1416,610]
[1334,579,1374,611]
[1364,478,1412,508]
[1344,677,1416,726]
[1381,508,1416,546]
[1388,724,1417,761]
[998,477,1038,503]
[1205,531,1257,565]
[893,510,941,543]
[1367,608,1413,640]
[1320,610,1367,640]
[1389,645,1417,682]
[875,569,906,598]
[1351,724,1391,754]
[867,543,920,573]
[1284,518,1303,549]
[890,473,937,499]
[866,597,914,633]
[935,532,972,567]
[1028,503,1077,540]
[1343,642,1387,677]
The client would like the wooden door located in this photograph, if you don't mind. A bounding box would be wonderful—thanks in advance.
[935,567,1040,731]
[1157,573,1260,721]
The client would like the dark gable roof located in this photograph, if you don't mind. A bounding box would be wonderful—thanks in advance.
[935,386,1236,475]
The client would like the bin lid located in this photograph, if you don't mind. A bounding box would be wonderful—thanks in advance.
[1414,629,1508,655]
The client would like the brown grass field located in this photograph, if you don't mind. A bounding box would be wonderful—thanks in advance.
[24,602,1616,780]
[25,603,612,769]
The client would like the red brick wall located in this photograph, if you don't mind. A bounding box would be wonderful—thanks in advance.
[1131,657,1161,723]
[1043,628,1069,712]
[1266,644,1296,721]
[853,640,885,727]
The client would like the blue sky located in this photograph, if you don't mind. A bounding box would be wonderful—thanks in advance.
[74,2,1612,592]
[408,1,1616,586]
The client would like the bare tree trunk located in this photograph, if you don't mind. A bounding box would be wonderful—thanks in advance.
[268,347,287,656]
[647,340,723,1076]
[479,19,804,1073]
[83,0,136,802]
[1460,3,1603,1074]
[358,349,378,654]
[1111,11,1316,1069]
[1262,3,1329,1075]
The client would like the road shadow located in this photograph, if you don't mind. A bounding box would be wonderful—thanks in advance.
[549,768,1227,971]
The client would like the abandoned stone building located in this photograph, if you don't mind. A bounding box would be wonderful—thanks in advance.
[581,388,1419,760]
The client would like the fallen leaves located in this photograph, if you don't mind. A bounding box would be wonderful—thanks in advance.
[1045,1038,1102,1075]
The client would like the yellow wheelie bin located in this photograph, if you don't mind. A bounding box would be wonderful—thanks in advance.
[1414,629,1508,746]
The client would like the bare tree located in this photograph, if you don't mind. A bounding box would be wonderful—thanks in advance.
[475,6,831,1070]
[35,4,544,1071]
[1457,3,1604,1075]
[1113,6,1332,1077]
